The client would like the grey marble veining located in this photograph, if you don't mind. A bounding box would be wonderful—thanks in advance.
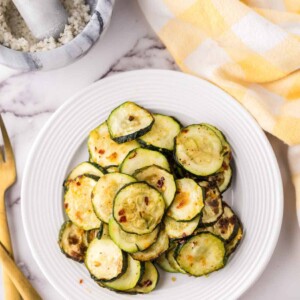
[0,0,300,299]
[0,0,115,71]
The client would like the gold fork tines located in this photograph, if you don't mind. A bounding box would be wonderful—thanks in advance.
[0,114,20,300]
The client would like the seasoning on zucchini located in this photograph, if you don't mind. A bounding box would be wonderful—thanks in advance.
[108,218,159,253]
[138,114,181,151]
[113,182,165,235]
[208,159,232,193]
[107,101,154,143]
[92,173,136,223]
[64,175,101,230]
[226,225,243,257]
[63,162,105,188]
[127,262,159,294]
[120,148,170,175]
[58,221,88,262]
[101,255,143,291]
[176,232,226,276]
[88,122,139,168]
[174,124,224,176]
[131,229,169,261]
[85,238,127,281]
[134,165,176,207]
[200,184,223,226]
[164,215,200,239]
[167,178,204,221]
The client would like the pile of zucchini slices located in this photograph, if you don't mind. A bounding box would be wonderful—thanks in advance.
[58,101,244,294]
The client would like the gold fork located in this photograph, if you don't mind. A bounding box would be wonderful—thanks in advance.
[0,114,20,300]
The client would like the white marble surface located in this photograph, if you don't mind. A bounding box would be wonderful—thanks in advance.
[0,0,300,299]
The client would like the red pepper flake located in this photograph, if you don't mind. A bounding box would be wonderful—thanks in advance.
[76,182,81,186]
[144,197,149,205]
[128,115,135,121]
[119,216,127,223]
[182,129,189,133]
[156,177,165,188]
[79,279,83,284]
[107,152,118,161]
[98,149,105,155]
[64,203,69,209]
[118,209,125,216]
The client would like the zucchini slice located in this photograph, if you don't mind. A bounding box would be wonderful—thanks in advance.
[86,226,102,244]
[200,185,223,226]
[92,173,136,223]
[167,178,204,221]
[209,160,232,193]
[155,252,178,273]
[164,215,200,239]
[102,255,143,291]
[106,165,119,173]
[127,262,159,294]
[210,203,239,242]
[88,122,139,168]
[107,101,154,143]
[113,182,165,235]
[120,148,170,175]
[176,233,226,276]
[85,238,126,281]
[134,165,176,207]
[167,243,186,274]
[226,225,243,257]
[64,176,101,230]
[98,223,110,240]
[58,221,88,262]
[64,162,105,187]
[174,124,224,176]
[138,114,181,151]
[108,218,159,253]
[131,229,169,261]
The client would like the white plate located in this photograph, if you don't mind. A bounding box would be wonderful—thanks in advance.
[22,70,283,300]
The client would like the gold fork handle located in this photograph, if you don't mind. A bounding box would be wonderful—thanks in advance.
[0,241,42,300]
[0,192,20,300]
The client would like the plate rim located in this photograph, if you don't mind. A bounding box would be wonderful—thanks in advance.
[21,69,283,299]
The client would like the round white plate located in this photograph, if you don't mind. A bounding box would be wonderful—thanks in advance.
[22,70,283,300]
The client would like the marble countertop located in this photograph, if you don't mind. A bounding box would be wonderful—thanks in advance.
[1,0,300,299]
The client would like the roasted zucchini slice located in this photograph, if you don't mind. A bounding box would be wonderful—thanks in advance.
[138,114,181,151]
[131,229,169,261]
[174,124,224,176]
[226,225,243,257]
[155,252,178,273]
[176,233,226,276]
[88,122,139,168]
[113,182,165,235]
[108,218,159,253]
[92,173,136,223]
[85,238,127,281]
[58,221,88,262]
[208,160,232,193]
[120,148,170,175]
[210,203,239,242]
[86,226,102,244]
[102,255,143,291]
[164,215,200,239]
[167,178,204,221]
[64,175,101,230]
[200,185,223,226]
[64,162,105,188]
[107,101,154,143]
[98,223,110,240]
[127,262,159,294]
[134,165,176,207]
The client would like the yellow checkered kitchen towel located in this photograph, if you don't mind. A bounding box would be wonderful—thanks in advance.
[138,0,300,222]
